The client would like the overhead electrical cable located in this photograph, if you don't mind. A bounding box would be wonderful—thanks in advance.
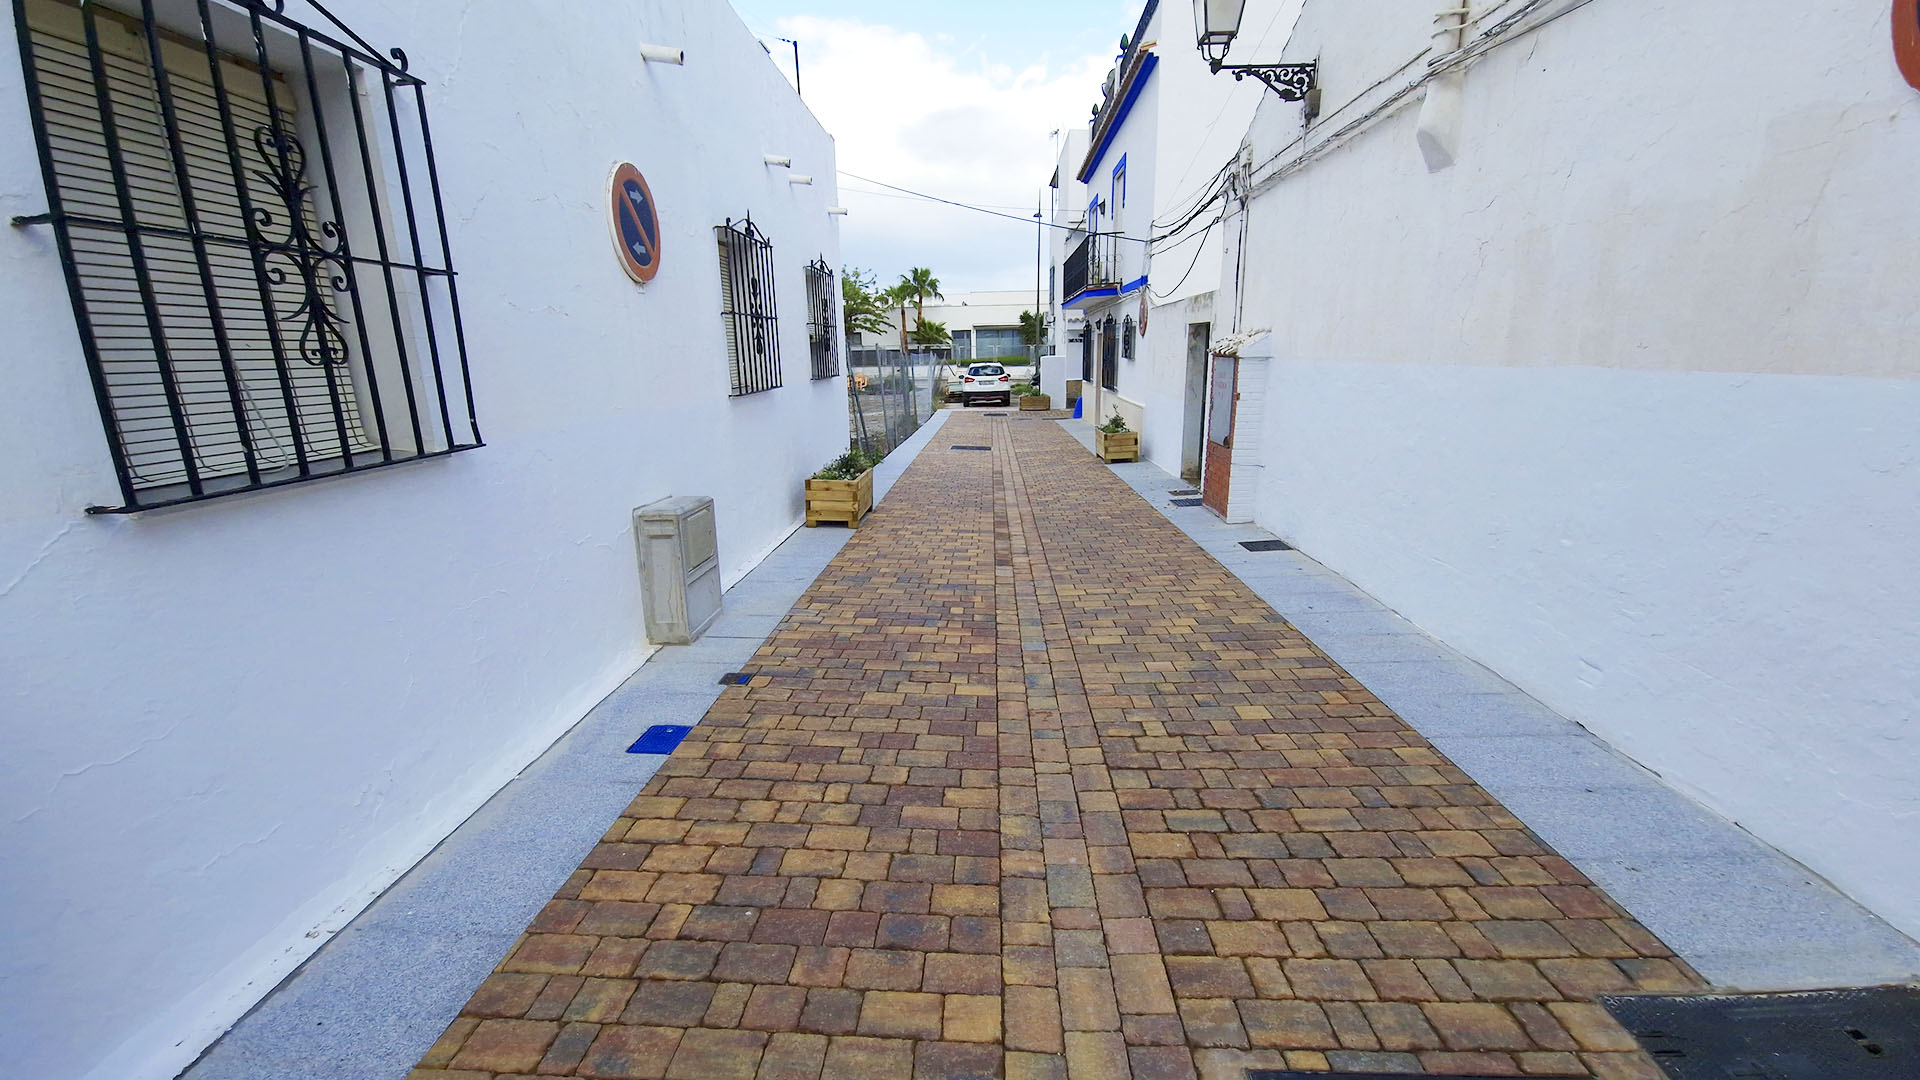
[836,170,1151,243]
[1249,0,1602,192]
[1147,218,1221,300]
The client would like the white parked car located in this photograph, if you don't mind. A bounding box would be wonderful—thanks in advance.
[958,362,1014,406]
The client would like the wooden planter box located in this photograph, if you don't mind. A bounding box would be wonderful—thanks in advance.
[1018,394,1052,411]
[805,467,874,529]
[1095,429,1139,463]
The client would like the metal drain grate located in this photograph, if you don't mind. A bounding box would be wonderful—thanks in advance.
[718,672,754,685]
[1600,985,1918,1079]
[1241,539,1293,551]
[626,725,692,754]
[951,445,991,451]
[1170,498,1204,507]
[983,412,1009,416]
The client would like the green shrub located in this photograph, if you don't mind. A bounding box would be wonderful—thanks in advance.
[1097,411,1129,434]
[812,446,884,481]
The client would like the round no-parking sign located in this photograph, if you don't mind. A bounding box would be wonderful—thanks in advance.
[609,162,661,284]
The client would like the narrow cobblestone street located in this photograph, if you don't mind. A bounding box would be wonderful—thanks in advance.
[411,412,1702,1080]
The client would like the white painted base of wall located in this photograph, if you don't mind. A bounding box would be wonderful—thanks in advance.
[1248,357,1920,940]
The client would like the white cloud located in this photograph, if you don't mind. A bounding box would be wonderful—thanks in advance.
[776,15,1114,294]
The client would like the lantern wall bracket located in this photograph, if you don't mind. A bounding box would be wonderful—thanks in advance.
[1209,60,1317,102]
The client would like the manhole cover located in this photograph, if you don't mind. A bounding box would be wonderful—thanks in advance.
[951,445,991,451]
[1601,985,1918,1079]
[1241,539,1293,551]
[1170,498,1203,507]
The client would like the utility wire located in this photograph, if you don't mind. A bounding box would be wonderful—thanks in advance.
[1150,187,1226,245]
[1147,217,1221,300]
[836,169,1153,243]
[840,184,1041,213]
[1249,0,1600,192]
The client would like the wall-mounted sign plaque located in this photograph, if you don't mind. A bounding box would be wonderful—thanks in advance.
[609,162,661,284]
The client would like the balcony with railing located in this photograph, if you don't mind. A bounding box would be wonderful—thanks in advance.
[1062,231,1119,307]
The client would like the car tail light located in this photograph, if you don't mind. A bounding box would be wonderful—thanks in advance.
[963,376,975,383]
[999,375,1010,382]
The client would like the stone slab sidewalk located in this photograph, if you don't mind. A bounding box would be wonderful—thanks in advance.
[411,412,1697,1079]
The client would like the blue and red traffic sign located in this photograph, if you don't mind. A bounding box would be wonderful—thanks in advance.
[609,162,661,284]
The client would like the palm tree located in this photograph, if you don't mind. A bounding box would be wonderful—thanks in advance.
[1019,310,1043,346]
[882,282,915,351]
[908,319,951,347]
[897,267,943,331]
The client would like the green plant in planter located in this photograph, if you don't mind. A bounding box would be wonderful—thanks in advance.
[812,446,882,481]
[1016,383,1045,397]
[1097,412,1129,434]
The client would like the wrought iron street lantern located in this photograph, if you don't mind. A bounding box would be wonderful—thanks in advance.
[1192,0,1318,102]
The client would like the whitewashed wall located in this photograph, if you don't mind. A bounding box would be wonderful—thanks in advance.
[1077,0,1284,466]
[0,2,846,1077]
[1231,0,1920,937]
[1131,292,1213,477]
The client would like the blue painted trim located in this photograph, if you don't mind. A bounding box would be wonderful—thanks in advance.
[1079,53,1158,183]
[1120,275,1149,295]
[1064,287,1119,309]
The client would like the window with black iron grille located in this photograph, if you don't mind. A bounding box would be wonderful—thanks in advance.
[804,257,837,381]
[716,216,781,396]
[1122,314,1136,360]
[10,0,481,513]
[1100,316,1118,391]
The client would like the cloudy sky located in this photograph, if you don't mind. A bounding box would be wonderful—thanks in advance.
[729,0,1144,294]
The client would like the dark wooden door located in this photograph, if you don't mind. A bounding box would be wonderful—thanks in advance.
[1201,355,1236,516]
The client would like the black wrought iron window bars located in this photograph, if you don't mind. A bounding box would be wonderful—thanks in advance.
[10,0,481,513]
[804,256,837,381]
[717,215,781,397]
[1100,316,1118,391]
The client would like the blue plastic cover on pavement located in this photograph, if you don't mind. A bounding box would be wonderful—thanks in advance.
[627,725,692,755]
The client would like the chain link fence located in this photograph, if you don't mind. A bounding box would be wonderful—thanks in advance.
[847,348,940,459]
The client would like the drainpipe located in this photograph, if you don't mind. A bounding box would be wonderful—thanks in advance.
[1416,3,1471,171]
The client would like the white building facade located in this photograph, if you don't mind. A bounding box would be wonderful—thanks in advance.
[856,288,1037,360]
[0,1,847,1077]
[1054,0,1289,477]
[1215,0,1920,938]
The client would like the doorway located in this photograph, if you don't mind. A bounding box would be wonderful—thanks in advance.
[1181,323,1210,483]
[1201,353,1236,517]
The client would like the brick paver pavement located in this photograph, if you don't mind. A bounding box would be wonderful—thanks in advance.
[411,413,1699,1080]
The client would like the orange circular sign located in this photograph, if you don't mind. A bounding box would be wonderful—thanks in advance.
[608,162,661,284]
[1898,0,1920,90]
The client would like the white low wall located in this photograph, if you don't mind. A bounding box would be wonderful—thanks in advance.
[0,2,846,1077]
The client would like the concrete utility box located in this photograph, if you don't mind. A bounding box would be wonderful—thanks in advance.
[633,496,721,644]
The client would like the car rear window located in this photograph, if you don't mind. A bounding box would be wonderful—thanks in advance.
[969,364,1004,376]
